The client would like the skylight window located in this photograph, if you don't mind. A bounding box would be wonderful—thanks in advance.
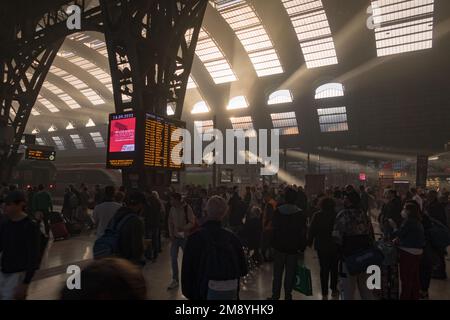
[31,108,40,116]
[315,83,345,99]
[217,0,283,77]
[37,96,59,113]
[281,0,338,68]
[86,118,96,127]
[90,132,106,148]
[70,134,85,149]
[32,128,40,134]
[230,116,254,130]
[268,90,293,105]
[194,120,214,134]
[42,81,81,109]
[52,136,65,150]
[191,101,210,114]
[196,29,237,84]
[80,88,105,105]
[372,0,435,57]
[227,96,248,110]
[317,107,349,132]
[187,76,197,89]
[50,66,105,105]
[35,137,45,145]
[270,112,299,135]
[66,122,75,130]
[167,103,175,116]
[48,125,57,132]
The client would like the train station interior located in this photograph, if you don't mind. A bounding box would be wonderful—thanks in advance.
[0,0,450,302]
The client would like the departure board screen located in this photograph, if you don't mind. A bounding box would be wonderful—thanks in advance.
[107,112,136,169]
[144,113,185,170]
[25,146,56,161]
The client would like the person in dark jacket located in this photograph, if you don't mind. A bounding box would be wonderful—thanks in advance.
[379,189,403,240]
[111,192,145,266]
[181,196,248,300]
[308,197,339,300]
[391,201,425,300]
[0,191,41,300]
[425,190,448,280]
[241,206,263,265]
[228,191,246,234]
[269,187,307,300]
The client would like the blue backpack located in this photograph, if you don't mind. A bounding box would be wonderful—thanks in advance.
[93,213,137,259]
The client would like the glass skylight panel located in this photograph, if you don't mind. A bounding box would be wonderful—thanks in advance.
[86,118,96,127]
[52,136,65,150]
[315,83,345,99]
[80,88,105,105]
[167,104,175,116]
[217,0,283,77]
[90,132,106,148]
[59,93,81,109]
[191,101,210,114]
[270,112,299,135]
[230,116,254,130]
[317,107,349,132]
[31,108,40,116]
[32,128,40,134]
[35,137,45,145]
[282,0,338,68]
[66,122,75,130]
[371,0,435,57]
[194,120,214,134]
[268,90,293,105]
[187,76,197,89]
[196,29,237,84]
[50,66,105,105]
[70,134,85,149]
[227,96,248,110]
[37,96,59,113]
[48,125,57,132]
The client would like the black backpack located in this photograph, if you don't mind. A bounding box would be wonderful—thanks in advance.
[202,230,242,281]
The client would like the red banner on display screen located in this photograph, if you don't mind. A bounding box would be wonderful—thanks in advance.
[109,117,136,153]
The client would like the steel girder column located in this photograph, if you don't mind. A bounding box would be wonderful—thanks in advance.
[100,0,207,189]
[0,0,104,182]
[100,0,207,117]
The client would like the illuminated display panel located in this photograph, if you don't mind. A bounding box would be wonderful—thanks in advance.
[25,146,56,161]
[107,112,136,169]
[144,113,185,170]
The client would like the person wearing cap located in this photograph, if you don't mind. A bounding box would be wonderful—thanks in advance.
[109,191,145,266]
[332,190,375,300]
[0,191,41,300]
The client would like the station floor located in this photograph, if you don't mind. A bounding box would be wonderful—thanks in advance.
[28,233,450,300]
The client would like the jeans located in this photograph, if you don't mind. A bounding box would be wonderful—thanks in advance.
[207,289,238,300]
[170,237,186,282]
[339,262,375,300]
[317,250,338,296]
[0,272,25,300]
[272,250,298,300]
[399,250,421,300]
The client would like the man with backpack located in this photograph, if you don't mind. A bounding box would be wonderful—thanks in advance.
[93,191,145,266]
[181,196,248,300]
[269,187,307,300]
[167,193,196,290]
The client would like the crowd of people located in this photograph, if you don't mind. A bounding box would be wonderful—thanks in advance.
[0,181,449,300]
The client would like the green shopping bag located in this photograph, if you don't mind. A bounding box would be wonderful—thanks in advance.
[294,264,313,296]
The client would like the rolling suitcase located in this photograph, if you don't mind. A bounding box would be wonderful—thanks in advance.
[49,212,69,240]
[50,221,69,240]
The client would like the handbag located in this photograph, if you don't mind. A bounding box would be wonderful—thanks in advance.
[294,263,313,296]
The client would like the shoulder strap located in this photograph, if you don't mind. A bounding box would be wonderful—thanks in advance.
[113,213,137,232]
